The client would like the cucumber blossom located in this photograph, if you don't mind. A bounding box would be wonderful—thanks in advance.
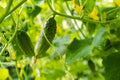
[16,30,35,57]
[34,17,56,58]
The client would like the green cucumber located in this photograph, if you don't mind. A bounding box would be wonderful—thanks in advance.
[16,30,35,57]
[11,31,25,59]
[34,17,56,58]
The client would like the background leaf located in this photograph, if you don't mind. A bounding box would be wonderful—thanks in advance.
[66,38,93,64]
[103,53,120,80]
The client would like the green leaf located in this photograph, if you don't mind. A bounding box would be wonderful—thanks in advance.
[101,7,115,13]
[41,69,65,80]
[62,0,72,1]
[92,27,106,47]
[102,7,120,20]
[39,59,66,80]
[86,22,96,35]
[66,38,93,64]
[50,35,71,59]
[103,53,120,80]
[34,0,43,3]
[21,21,28,32]
[26,5,41,18]
[112,41,120,51]
[0,6,5,18]
[83,0,96,12]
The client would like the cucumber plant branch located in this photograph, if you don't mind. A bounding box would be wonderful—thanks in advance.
[0,0,26,56]
[8,0,27,16]
[0,16,18,56]
[65,2,86,39]
[47,0,120,24]
[0,0,27,24]
[0,0,13,23]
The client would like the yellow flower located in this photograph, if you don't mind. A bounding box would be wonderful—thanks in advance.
[89,7,99,20]
[74,5,83,12]
[73,0,83,13]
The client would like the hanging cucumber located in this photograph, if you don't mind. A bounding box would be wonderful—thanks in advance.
[11,32,25,59]
[34,16,57,58]
[16,30,35,57]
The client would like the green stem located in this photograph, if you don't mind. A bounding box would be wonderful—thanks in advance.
[8,0,27,15]
[47,0,83,19]
[66,2,86,39]
[0,61,15,66]
[23,69,28,80]
[0,0,13,23]
[47,0,120,24]
[0,16,18,56]
[106,7,120,14]
[15,61,21,80]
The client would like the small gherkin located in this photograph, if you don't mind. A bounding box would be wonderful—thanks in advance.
[16,30,35,57]
[34,17,57,58]
[11,32,25,59]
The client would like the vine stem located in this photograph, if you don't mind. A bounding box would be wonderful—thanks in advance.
[4,0,27,21]
[8,0,27,16]
[65,1,86,39]
[46,0,120,24]
[0,0,13,23]
[0,61,15,66]
[0,16,18,56]
[0,0,25,56]
[41,29,62,60]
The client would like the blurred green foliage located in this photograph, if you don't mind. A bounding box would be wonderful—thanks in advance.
[0,0,120,80]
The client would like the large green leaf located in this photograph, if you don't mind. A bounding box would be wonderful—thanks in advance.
[103,53,120,80]
[50,35,71,59]
[66,38,93,64]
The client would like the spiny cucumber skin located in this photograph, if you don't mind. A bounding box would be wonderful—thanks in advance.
[35,17,56,57]
[17,30,35,57]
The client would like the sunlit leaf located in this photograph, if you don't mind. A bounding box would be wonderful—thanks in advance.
[114,0,120,6]
[0,6,5,18]
[0,68,9,80]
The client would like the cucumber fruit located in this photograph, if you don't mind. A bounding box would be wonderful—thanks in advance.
[34,17,56,58]
[11,31,25,59]
[16,30,34,57]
